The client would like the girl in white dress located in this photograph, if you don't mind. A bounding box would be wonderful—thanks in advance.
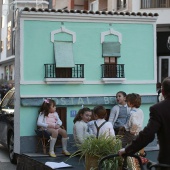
[37,99,70,157]
[73,108,92,144]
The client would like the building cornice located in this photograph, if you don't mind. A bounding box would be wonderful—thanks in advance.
[20,8,158,23]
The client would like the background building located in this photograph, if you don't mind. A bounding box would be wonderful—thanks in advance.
[0,0,49,85]
[130,0,170,83]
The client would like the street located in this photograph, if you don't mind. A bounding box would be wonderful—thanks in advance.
[0,144,16,170]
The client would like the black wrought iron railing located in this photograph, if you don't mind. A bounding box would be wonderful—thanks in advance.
[101,64,125,78]
[44,64,84,78]
[141,0,170,8]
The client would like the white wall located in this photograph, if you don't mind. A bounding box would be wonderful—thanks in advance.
[1,0,8,61]
[55,0,68,9]
[131,0,170,24]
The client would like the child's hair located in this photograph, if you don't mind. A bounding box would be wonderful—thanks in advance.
[93,105,107,119]
[116,91,127,97]
[90,110,96,121]
[126,93,141,108]
[73,107,91,124]
[39,99,56,117]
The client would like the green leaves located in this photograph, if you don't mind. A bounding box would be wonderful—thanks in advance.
[69,134,123,169]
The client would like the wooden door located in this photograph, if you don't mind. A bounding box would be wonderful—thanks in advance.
[56,68,72,78]
[104,57,117,78]
[56,107,67,130]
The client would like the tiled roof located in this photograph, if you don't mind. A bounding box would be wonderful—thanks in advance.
[22,7,159,17]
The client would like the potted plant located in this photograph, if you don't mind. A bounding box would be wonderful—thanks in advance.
[70,134,122,170]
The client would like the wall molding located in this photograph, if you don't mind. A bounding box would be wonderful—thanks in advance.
[21,13,158,24]
[51,26,76,43]
[20,80,156,85]
[101,28,122,44]
[21,95,157,106]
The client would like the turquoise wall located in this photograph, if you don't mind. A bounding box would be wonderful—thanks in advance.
[23,21,154,82]
[20,84,155,96]
[20,20,156,136]
[20,104,152,135]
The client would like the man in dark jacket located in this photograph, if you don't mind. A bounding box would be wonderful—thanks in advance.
[118,77,170,165]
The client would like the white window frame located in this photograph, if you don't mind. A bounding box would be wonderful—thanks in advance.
[89,0,98,11]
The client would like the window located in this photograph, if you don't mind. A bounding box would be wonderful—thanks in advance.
[56,68,72,78]
[0,41,3,52]
[117,0,127,10]
[89,0,98,11]
[7,21,12,50]
[141,0,170,8]
[2,16,4,28]
[104,57,117,78]
[74,0,84,10]
[159,56,170,82]
[102,42,121,57]
[47,26,85,83]
[100,30,125,82]
[54,41,74,78]
[54,41,74,68]
[9,65,13,80]
[104,57,116,64]
[4,66,9,80]
[102,42,121,78]
[99,0,107,11]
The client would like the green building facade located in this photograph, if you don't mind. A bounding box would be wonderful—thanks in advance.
[14,9,158,153]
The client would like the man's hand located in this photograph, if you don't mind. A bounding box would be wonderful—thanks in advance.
[118,148,126,156]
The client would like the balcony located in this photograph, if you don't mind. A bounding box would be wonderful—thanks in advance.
[44,64,85,84]
[141,0,170,8]
[101,64,126,84]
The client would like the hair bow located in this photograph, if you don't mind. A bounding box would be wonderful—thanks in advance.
[44,99,49,103]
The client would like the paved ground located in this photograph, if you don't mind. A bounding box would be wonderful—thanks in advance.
[18,147,159,170]
[0,145,16,170]
[22,145,85,170]
[17,137,159,169]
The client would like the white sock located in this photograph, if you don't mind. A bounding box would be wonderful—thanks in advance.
[49,138,57,153]
[62,137,68,151]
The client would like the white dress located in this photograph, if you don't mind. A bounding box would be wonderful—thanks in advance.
[73,120,90,144]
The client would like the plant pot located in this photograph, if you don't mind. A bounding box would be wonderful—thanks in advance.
[85,154,99,170]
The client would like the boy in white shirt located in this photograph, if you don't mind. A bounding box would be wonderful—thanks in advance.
[91,105,115,138]
[121,93,144,148]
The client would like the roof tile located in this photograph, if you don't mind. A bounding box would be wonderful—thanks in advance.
[22,7,159,17]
